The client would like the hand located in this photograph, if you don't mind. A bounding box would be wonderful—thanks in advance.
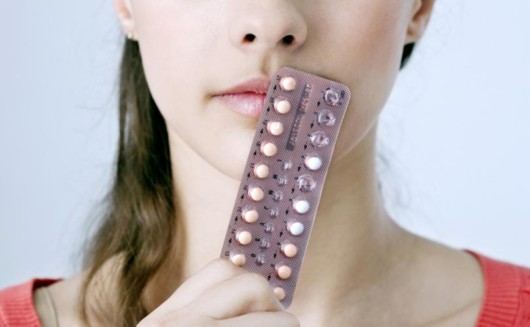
[137,258,300,327]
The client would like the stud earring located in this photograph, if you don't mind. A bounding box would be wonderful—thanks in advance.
[126,31,137,41]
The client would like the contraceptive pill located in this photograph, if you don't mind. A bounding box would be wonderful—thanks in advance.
[273,287,286,300]
[274,98,291,114]
[230,252,246,266]
[253,163,269,179]
[293,198,310,214]
[248,186,264,201]
[241,206,259,223]
[304,154,323,171]
[236,230,253,245]
[279,76,297,91]
[221,66,351,308]
[287,221,304,236]
[275,264,292,280]
[267,121,284,136]
[281,242,298,258]
[260,142,278,157]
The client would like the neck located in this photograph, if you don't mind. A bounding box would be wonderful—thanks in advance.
[156,122,415,319]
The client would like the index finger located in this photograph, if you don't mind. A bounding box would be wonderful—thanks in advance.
[155,258,245,311]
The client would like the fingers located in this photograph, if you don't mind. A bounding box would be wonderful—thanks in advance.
[185,271,284,320]
[156,258,245,312]
[138,308,299,327]
[219,311,300,327]
[140,258,292,327]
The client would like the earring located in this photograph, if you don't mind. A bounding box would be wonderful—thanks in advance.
[126,31,137,41]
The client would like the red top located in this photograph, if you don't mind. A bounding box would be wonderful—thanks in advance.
[0,250,529,327]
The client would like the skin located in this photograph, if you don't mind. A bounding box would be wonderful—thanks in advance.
[37,0,486,326]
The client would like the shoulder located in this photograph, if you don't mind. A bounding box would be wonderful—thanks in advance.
[465,249,530,327]
[0,278,61,327]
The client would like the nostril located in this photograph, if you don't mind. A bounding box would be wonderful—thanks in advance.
[243,33,256,43]
[242,34,295,46]
[282,35,295,45]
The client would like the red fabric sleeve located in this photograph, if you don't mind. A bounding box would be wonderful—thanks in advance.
[465,250,530,327]
[0,279,60,327]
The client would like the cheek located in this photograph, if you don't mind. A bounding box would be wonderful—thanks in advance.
[133,1,239,168]
[315,2,410,162]
[133,0,216,117]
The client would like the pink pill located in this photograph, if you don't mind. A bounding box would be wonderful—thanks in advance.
[274,98,291,114]
[267,121,284,136]
[276,264,292,280]
[281,242,298,258]
[260,142,278,157]
[279,76,297,91]
[242,207,259,223]
[273,287,286,301]
[236,230,252,245]
[248,186,264,202]
[230,252,246,267]
[253,163,269,179]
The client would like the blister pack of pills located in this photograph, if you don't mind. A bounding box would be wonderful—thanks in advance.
[220,66,351,308]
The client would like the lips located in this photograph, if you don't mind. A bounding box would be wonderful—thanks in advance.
[213,77,271,119]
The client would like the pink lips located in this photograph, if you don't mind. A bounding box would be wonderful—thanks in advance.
[213,77,271,119]
[214,93,267,118]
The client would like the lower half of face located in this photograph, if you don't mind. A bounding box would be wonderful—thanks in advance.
[133,0,413,180]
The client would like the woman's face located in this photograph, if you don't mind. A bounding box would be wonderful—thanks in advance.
[116,0,429,179]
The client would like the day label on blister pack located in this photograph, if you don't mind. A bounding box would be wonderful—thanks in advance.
[220,66,351,308]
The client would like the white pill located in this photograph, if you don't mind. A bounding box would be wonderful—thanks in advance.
[242,208,259,223]
[267,121,284,136]
[280,76,297,91]
[287,221,304,236]
[236,230,252,245]
[293,199,310,214]
[253,164,269,179]
[274,99,291,114]
[304,155,323,171]
[230,253,246,266]
[260,142,278,157]
[248,186,264,201]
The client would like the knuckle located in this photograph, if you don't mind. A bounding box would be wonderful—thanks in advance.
[283,312,301,327]
[238,273,275,301]
[240,272,269,289]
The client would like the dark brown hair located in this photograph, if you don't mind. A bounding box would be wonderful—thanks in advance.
[80,39,182,326]
[79,38,416,326]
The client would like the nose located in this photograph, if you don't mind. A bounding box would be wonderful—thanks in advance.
[229,1,308,53]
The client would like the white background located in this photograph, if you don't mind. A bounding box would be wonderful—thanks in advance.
[1,0,529,288]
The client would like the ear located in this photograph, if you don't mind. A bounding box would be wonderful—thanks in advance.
[113,0,136,36]
[405,0,435,44]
